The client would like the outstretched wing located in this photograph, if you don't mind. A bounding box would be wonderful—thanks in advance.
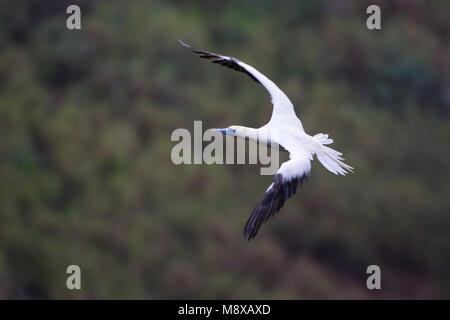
[243,154,311,240]
[178,39,303,129]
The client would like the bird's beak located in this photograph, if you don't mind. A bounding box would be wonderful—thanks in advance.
[212,128,229,135]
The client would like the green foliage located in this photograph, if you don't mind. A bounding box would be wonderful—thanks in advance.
[0,0,449,298]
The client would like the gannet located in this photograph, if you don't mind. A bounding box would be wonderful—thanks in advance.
[179,40,353,240]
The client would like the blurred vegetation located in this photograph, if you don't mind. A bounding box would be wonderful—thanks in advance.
[0,0,449,299]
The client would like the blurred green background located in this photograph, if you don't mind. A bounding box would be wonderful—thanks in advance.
[0,0,449,299]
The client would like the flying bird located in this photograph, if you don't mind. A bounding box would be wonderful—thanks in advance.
[179,39,353,240]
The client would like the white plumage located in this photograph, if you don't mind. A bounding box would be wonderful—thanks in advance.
[179,40,353,240]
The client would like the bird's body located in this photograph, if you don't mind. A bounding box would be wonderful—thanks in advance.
[179,40,353,240]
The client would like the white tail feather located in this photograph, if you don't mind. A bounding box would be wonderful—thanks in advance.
[313,133,354,175]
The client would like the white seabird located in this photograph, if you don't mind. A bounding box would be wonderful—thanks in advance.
[179,40,354,240]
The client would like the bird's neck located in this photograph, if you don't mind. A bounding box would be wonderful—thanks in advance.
[236,127,270,145]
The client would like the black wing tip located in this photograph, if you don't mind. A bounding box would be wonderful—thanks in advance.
[243,225,257,241]
[178,39,192,49]
[244,232,256,241]
[178,39,262,85]
[177,39,212,58]
[242,173,310,241]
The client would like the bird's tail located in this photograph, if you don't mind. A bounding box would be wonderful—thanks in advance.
[313,133,354,175]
